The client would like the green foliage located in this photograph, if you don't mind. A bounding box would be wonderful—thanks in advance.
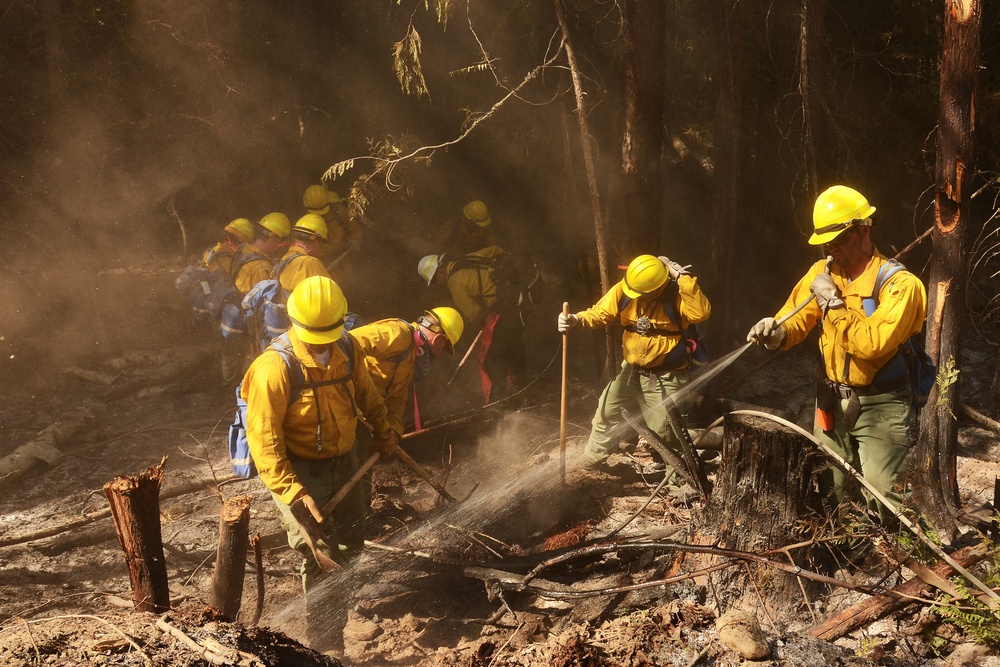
[856,634,881,658]
[933,546,1000,648]
[935,356,959,418]
[392,25,429,99]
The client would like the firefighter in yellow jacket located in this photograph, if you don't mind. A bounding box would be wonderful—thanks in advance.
[747,185,928,525]
[559,254,711,479]
[241,275,398,649]
[352,307,464,433]
[418,245,526,403]
[274,213,333,297]
[303,184,362,284]
[200,217,254,275]
[233,212,291,294]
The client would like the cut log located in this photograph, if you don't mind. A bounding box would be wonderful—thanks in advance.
[809,541,989,640]
[103,457,171,613]
[690,413,825,608]
[210,495,253,620]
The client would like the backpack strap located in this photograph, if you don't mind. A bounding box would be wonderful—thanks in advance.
[845,258,910,387]
[618,281,684,336]
[229,245,266,279]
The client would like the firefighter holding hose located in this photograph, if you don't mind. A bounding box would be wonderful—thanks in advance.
[747,185,928,527]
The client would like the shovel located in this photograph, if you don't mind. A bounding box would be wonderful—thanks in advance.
[289,451,382,573]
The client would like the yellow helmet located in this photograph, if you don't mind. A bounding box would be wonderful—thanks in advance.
[258,212,291,238]
[424,307,464,353]
[810,185,876,245]
[224,218,254,243]
[303,185,331,215]
[293,213,329,241]
[286,276,348,345]
[462,200,491,227]
[622,254,669,299]
[328,190,343,204]
[417,254,442,285]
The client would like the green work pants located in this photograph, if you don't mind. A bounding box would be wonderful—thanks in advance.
[815,387,913,525]
[584,361,689,479]
[270,447,366,595]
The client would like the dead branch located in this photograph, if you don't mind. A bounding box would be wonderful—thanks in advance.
[809,541,990,640]
[156,616,229,666]
[960,402,1000,434]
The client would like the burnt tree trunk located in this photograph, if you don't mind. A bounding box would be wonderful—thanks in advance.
[693,414,825,608]
[914,0,981,538]
[619,0,664,256]
[796,0,825,198]
[552,0,618,379]
[210,494,253,620]
[103,457,170,613]
[710,0,744,344]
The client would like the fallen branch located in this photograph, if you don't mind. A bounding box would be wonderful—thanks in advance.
[0,407,93,489]
[809,541,990,640]
[156,616,228,666]
[960,402,1000,435]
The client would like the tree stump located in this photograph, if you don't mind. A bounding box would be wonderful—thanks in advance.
[210,494,253,620]
[691,413,826,610]
[103,457,170,613]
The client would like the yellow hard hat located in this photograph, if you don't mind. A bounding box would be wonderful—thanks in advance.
[303,185,331,215]
[417,254,442,285]
[810,185,876,246]
[328,190,343,204]
[224,218,254,243]
[622,254,668,299]
[462,200,491,227]
[293,213,329,241]
[286,276,349,345]
[424,307,464,353]
[258,212,291,238]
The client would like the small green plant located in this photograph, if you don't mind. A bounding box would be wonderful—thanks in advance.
[856,635,880,658]
[933,577,1000,648]
[935,356,959,419]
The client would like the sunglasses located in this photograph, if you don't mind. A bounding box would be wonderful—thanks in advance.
[825,225,860,247]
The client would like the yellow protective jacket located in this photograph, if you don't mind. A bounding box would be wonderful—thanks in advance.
[275,245,330,295]
[575,275,711,370]
[775,249,927,387]
[445,245,506,330]
[201,242,234,275]
[241,328,392,505]
[350,319,417,436]
[233,243,273,295]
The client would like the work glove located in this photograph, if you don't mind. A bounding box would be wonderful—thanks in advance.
[557,312,580,333]
[297,493,324,523]
[810,273,845,315]
[747,317,786,350]
[658,256,691,280]
[373,430,400,459]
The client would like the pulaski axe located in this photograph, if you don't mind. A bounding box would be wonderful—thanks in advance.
[289,451,382,572]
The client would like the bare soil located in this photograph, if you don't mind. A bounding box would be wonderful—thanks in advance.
[1,264,1000,666]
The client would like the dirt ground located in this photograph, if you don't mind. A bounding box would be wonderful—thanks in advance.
[1,265,1000,667]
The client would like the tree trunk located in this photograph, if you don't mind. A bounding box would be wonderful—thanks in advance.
[914,0,981,538]
[710,0,744,345]
[619,0,664,257]
[692,413,825,609]
[796,0,825,198]
[210,495,253,620]
[552,0,618,379]
[103,457,171,613]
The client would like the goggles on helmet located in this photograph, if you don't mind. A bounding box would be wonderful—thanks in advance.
[288,314,345,335]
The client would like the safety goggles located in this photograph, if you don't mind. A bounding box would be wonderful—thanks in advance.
[824,225,860,248]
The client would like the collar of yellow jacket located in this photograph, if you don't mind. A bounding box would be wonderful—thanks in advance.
[830,248,886,298]
[286,327,351,371]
